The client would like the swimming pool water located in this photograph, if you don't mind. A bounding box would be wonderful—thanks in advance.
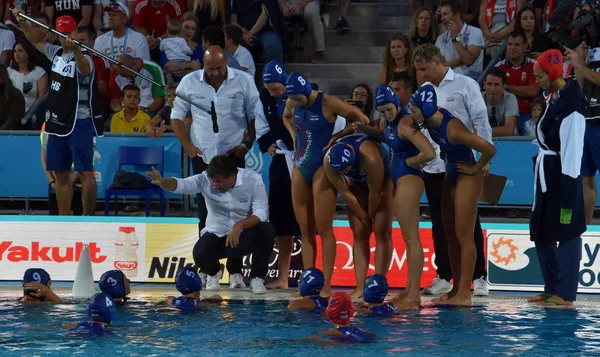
[1,291,600,357]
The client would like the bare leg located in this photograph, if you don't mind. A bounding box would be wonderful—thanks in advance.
[348,207,370,299]
[54,171,73,215]
[374,178,394,276]
[313,168,338,298]
[583,175,596,224]
[266,236,294,289]
[79,171,97,216]
[339,0,351,17]
[439,174,483,306]
[291,167,317,270]
[393,175,424,306]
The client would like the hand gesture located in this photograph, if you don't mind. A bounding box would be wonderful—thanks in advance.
[63,36,79,51]
[12,8,26,23]
[352,122,365,133]
[23,282,49,298]
[146,166,163,187]
[184,143,202,159]
[268,143,277,157]
[564,46,581,66]
[155,126,168,138]
[448,20,461,39]
[226,223,242,248]
[455,161,478,176]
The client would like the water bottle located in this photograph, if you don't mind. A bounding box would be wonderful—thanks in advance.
[114,227,139,278]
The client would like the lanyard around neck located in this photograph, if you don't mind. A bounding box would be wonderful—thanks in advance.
[111,28,129,60]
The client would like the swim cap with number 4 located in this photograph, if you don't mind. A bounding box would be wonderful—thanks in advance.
[87,293,116,324]
[285,72,312,98]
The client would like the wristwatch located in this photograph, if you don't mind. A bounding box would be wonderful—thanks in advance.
[452,35,462,43]
[504,84,511,91]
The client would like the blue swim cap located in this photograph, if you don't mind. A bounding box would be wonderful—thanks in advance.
[98,270,126,299]
[328,142,355,172]
[299,268,325,296]
[374,84,399,108]
[410,83,438,118]
[263,60,288,85]
[23,268,51,298]
[285,72,312,98]
[87,293,116,324]
[363,274,389,304]
[175,266,202,294]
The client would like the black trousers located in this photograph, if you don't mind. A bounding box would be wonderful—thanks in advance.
[191,155,246,231]
[192,222,276,279]
[424,172,487,281]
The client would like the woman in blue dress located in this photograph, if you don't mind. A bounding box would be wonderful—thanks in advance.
[409,83,497,306]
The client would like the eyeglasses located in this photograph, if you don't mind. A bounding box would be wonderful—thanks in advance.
[352,92,368,98]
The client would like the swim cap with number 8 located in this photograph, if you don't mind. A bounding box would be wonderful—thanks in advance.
[285,72,312,97]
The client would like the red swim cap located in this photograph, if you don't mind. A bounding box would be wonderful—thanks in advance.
[326,292,355,325]
[535,49,564,83]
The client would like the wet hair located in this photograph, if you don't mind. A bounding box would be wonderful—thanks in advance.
[206,155,238,179]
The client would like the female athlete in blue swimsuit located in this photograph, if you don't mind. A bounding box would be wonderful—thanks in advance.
[360,85,435,307]
[63,293,116,334]
[410,84,497,306]
[286,268,329,312]
[283,72,370,297]
[165,266,222,311]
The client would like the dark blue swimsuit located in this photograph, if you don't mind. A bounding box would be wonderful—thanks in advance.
[369,302,399,316]
[426,108,475,184]
[309,295,329,313]
[293,92,335,183]
[384,107,423,183]
[172,296,200,311]
[336,134,391,184]
[331,325,375,343]
[70,322,109,335]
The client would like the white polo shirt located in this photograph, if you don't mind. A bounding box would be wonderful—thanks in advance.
[435,23,484,80]
[434,68,493,144]
[173,168,269,237]
[172,68,260,163]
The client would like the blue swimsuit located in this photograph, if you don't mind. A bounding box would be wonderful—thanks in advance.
[293,92,335,183]
[336,134,391,184]
[426,108,475,184]
[309,295,329,313]
[171,296,200,311]
[369,302,399,316]
[384,108,423,183]
[331,325,375,343]
[70,322,109,335]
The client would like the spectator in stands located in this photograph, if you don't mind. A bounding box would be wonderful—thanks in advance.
[93,0,134,35]
[3,0,45,26]
[347,84,376,127]
[494,30,539,135]
[435,0,484,80]
[94,3,150,60]
[224,24,256,77]
[482,68,519,137]
[230,0,284,63]
[407,7,437,46]
[478,0,525,58]
[171,47,260,290]
[110,84,152,132]
[279,0,326,63]
[378,33,414,85]
[161,12,202,79]
[0,25,15,67]
[0,64,26,130]
[201,25,241,69]
[190,0,226,43]
[513,5,554,58]
[108,54,165,114]
[32,12,60,46]
[523,95,542,137]
[133,0,183,61]
[45,0,93,27]
[74,26,111,118]
[145,82,192,137]
[420,0,479,26]
[8,40,48,119]
[160,19,193,62]
[334,0,351,34]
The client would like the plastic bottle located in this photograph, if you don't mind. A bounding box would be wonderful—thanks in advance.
[114,227,139,278]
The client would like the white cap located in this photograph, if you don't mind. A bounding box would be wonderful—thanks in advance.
[105,2,130,19]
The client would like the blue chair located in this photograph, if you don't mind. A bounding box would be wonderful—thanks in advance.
[104,146,166,217]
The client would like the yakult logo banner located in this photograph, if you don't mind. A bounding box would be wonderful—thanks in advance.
[0,222,146,282]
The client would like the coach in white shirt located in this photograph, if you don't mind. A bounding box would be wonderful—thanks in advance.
[413,43,492,296]
[148,155,275,294]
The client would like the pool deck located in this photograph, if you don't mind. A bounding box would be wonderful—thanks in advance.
[2,283,600,308]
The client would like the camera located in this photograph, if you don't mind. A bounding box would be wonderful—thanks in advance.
[549,0,600,48]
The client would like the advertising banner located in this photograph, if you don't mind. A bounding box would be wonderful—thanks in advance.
[487,229,600,293]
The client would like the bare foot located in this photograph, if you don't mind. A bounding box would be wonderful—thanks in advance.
[399,295,421,307]
[392,290,408,300]
[528,293,551,303]
[536,295,573,307]
[437,294,472,306]
[320,286,332,299]
[265,279,288,290]
[432,293,450,302]
[349,288,363,299]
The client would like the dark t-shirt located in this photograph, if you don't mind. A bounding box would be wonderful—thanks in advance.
[231,0,263,33]
[45,0,93,24]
